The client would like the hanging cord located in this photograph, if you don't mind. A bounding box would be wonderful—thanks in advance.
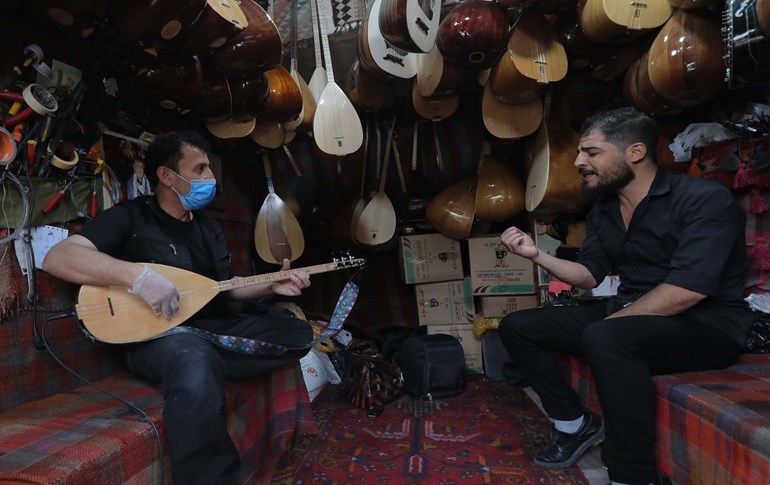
[40,311,165,484]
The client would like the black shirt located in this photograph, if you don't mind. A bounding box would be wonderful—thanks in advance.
[577,169,753,345]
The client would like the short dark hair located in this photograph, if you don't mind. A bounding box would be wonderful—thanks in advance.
[580,107,658,162]
[143,131,211,188]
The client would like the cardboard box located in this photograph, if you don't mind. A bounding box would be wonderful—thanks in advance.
[479,295,539,317]
[399,233,464,284]
[415,278,475,325]
[425,323,483,373]
[467,236,536,295]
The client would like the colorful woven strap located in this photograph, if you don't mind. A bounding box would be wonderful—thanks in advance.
[158,272,361,356]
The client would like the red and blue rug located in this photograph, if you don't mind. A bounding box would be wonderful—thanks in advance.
[272,373,590,484]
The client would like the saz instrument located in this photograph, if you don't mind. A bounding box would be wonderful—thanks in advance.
[489,9,567,104]
[206,118,257,139]
[175,0,248,55]
[411,80,459,121]
[647,9,724,106]
[436,0,509,70]
[212,0,282,77]
[344,59,398,111]
[416,45,475,97]
[312,0,364,156]
[481,83,543,140]
[257,66,303,123]
[474,154,525,221]
[359,0,418,79]
[623,51,684,116]
[285,0,316,132]
[254,150,305,263]
[524,118,585,215]
[308,0,328,103]
[378,0,443,53]
[426,176,478,240]
[580,0,671,44]
[76,257,365,344]
[106,0,207,58]
[724,0,770,89]
[355,117,397,246]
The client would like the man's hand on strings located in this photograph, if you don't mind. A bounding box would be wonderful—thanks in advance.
[271,259,311,297]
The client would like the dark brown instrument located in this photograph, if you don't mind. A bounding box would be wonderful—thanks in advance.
[212,0,282,77]
[358,0,418,79]
[175,0,248,55]
[257,66,303,123]
[623,52,684,117]
[106,0,206,57]
[667,0,721,8]
[416,45,475,97]
[724,0,770,89]
[647,9,724,106]
[436,0,509,70]
[344,59,398,111]
[31,0,106,39]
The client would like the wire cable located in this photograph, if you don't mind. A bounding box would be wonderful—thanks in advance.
[40,311,165,484]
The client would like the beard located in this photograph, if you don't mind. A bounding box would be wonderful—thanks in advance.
[580,159,635,203]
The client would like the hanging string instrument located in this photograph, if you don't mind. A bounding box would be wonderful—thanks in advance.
[481,83,543,141]
[285,0,316,133]
[723,0,770,90]
[474,153,525,221]
[308,0,328,103]
[435,0,509,70]
[76,257,365,344]
[355,116,397,246]
[416,45,476,98]
[212,0,282,77]
[359,0,418,79]
[426,175,478,240]
[378,0,443,53]
[647,8,725,107]
[579,0,671,44]
[312,0,364,157]
[175,0,248,55]
[524,118,585,217]
[254,150,305,263]
[411,79,459,121]
[622,51,684,117]
[489,9,567,104]
[344,58,398,111]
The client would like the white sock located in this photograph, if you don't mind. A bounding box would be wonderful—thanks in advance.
[553,415,584,434]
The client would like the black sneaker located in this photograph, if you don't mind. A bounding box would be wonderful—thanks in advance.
[534,411,605,468]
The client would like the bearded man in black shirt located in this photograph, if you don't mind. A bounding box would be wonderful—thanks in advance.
[43,131,313,485]
[498,107,753,485]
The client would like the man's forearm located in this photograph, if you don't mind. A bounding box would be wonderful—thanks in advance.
[607,283,706,318]
[532,250,597,289]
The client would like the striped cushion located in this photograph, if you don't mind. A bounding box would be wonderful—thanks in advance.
[0,365,316,484]
[563,353,770,485]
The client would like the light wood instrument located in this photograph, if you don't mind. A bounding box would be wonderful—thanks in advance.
[250,121,286,148]
[76,257,365,344]
[416,45,475,97]
[378,0,443,53]
[308,0,328,104]
[258,66,303,123]
[724,0,770,89]
[212,0,282,77]
[481,83,543,140]
[426,176,478,240]
[524,118,585,216]
[580,0,671,44]
[255,150,305,263]
[312,0,364,156]
[474,154,525,221]
[285,0,316,133]
[206,118,257,139]
[355,117,397,246]
[359,0,418,79]
[411,80,459,121]
[436,0,509,70]
[647,8,724,106]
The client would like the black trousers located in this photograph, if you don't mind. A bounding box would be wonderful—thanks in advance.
[498,302,743,485]
[123,309,312,485]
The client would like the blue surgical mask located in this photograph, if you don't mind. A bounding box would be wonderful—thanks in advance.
[170,171,217,211]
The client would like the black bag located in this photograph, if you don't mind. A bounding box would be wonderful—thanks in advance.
[341,339,405,410]
[393,333,466,399]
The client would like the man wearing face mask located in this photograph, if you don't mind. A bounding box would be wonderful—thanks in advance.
[43,131,313,485]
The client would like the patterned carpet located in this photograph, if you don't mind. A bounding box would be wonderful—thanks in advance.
[272,373,590,484]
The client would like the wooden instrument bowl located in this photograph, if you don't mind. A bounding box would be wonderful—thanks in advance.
[475,155,525,221]
[580,0,667,44]
[176,0,248,55]
[411,81,459,121]
[228,73,269,119]
[488,59,544,105]
[426,176,478,240]
[481,85,543,141]
[524,118,585,215]
[212,0,282,77]
[647,9,725,106]
[436,0,509,70]
[623,52,684,117]
[760,0,770,38]
[107,0,206,57]
[258,66,302,123]
[344,59,398,111]
[416,46,475,97]
[32,0,107,39]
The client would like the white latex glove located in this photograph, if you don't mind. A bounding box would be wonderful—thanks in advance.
[129,264,180,319]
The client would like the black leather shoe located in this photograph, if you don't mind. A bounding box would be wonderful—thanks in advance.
[534,411,605,468]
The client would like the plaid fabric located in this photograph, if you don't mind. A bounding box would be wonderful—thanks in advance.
[0,365,315,485]
[562,353,770,485]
